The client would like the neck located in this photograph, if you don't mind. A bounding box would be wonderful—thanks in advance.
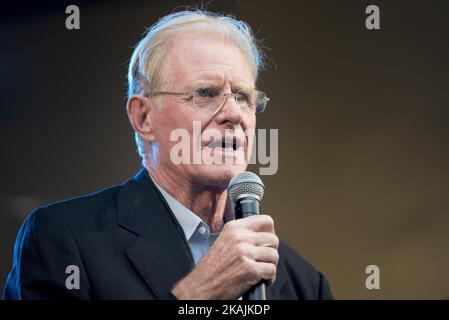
[144,162,228,233]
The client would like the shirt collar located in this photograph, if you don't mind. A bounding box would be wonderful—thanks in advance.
[149,174,203,241]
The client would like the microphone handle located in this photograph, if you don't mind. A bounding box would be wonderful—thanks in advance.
[235,197,267,301]
[244,283,267,300]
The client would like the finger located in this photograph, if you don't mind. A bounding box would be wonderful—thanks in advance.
[252,246,279,265]
[254,261,277,286]
[250,232,279,249]
[238,214,275,233]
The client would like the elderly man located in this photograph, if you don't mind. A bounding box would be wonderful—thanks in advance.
[3,10,332,300]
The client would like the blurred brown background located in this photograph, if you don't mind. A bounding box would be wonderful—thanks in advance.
[1,0,448,299]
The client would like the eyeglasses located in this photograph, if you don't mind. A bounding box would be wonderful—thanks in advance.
[145,85,269,114]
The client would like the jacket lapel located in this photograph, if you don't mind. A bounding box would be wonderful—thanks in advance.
[118,167,288,300]
[118,168,194,299]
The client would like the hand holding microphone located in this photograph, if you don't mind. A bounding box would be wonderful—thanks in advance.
[228,171,270,300]
[171,172,278,300]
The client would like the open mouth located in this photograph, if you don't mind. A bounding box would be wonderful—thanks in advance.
[205,136,242,151]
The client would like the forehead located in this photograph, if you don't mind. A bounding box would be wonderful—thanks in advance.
[163,33,255,89]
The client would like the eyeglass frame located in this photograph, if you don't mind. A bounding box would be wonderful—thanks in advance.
[143,88,270,113]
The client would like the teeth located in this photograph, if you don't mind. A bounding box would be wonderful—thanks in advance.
[206,139,239,150]
[222,142,233,148]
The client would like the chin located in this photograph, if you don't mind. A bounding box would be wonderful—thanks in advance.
[191,164,247,190]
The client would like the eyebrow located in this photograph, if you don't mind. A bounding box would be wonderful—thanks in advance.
[191,73,255,90]
[192,79,255,93]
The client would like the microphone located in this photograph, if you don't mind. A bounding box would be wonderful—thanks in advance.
[228,171,267,300]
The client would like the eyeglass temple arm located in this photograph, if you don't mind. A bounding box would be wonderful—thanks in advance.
[147,91,191,97]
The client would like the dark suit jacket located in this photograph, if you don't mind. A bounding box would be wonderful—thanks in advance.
[3,168,333,300]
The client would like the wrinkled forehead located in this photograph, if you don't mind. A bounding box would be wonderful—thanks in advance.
[161,33,256,90]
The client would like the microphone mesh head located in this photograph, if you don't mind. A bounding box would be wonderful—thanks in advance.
[228,171,265,202]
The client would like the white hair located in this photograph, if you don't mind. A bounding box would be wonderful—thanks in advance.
[127,9,265,158]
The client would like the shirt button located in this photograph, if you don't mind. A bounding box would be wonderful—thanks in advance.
[198,226,207,235]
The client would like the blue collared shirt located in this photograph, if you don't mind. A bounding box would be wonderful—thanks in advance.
[152,177,221,264]
[151,175,243,300]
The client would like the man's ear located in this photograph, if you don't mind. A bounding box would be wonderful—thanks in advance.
[126,94,156,142]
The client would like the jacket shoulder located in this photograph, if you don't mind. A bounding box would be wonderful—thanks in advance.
[30,184,124,234]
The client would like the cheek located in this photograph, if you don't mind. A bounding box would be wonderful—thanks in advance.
[249,114,257,127]
[153,106,184,134]
[242,113,256,132]
[151,112,176,150]
[153,110,199,150]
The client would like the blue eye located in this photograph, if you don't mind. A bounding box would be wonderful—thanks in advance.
[236,91,249,102]
[195,87,220,98]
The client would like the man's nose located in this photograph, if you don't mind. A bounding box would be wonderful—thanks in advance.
[213,94,243,125]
